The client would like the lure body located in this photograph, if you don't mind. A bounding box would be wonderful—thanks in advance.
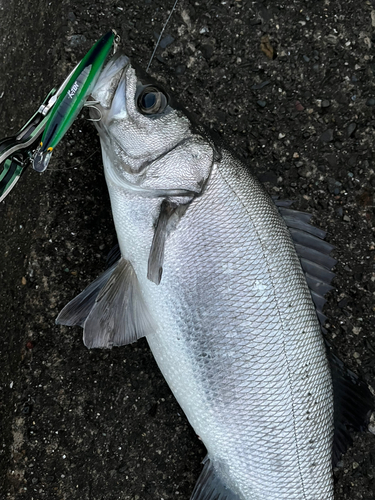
[33,30,116,172]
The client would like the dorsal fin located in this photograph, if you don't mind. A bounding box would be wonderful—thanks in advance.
[275,201,336,326]
[275,199,373,464]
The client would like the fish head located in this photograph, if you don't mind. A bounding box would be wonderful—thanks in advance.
[90,53,215,197]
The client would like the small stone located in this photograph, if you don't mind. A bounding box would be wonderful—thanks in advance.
[251,80,270,90]
[352,461,360,469]
[257,100,266,108]
[298,166,312,178]
[327,34,338,45]
[258,171,278,184]
[175,64,186,75]
[320,129,334,142]
[67,11,76,22]
[295,100,304,111]
[278,132,286,139]
[21,276,27,285]
[353,326,362,335]
[200,43,214,59]
[159,34,175,49]
[22,406,31,415]
[69,34,87,48]
[303,55,310,62]
[343,215,350,222]
[321,99,330,108]
[366,97,375,106]
[347,123,356,137]
[293,152,300,159]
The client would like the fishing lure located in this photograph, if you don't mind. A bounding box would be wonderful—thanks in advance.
[0,30,118,202]
[33,30,117,172]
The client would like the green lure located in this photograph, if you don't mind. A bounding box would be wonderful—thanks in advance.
[33,30,116,172]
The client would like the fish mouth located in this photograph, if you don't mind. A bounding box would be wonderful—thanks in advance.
[90,52,130,112]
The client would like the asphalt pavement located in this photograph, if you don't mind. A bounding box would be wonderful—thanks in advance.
[0,1,374,499]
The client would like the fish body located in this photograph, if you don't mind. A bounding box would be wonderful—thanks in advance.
[57,53,370,500]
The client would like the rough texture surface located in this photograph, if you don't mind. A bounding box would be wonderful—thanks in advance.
[0,0,374,499]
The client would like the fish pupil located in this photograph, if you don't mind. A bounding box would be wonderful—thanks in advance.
[142,92,156,109]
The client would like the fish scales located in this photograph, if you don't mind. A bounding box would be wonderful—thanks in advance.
[56,55,362,500]
[107,144,334,499]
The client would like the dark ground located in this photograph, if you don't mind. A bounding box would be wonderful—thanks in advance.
[0,0,374,499]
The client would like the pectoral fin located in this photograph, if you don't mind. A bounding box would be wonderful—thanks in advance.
[57,257,155,348]
[148,200,188,285]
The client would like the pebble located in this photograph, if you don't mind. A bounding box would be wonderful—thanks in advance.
[320,129,334,142]
[251,80,270,90]
[69,34,87,48]
[295,101,305,111]
[258,171,278,184]
[343,215,350,222]
[159,34,175,49]
[298,166,313,178]
[200,43,214,60]
[278,132,286,139]
[347,122,356,137]
[321,99,330,108]
[257,100,266,108]
[366,97,375,106]
[175,64,186,75]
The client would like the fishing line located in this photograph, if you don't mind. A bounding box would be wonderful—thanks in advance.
[146,0,180,72]
[47,151,100,171]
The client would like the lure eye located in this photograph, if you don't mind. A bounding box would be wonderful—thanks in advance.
[137,86,168,115]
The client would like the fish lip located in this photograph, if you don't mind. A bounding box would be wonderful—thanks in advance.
[90,52,130,110]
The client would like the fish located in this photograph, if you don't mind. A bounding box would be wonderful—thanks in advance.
[56,53,372,500]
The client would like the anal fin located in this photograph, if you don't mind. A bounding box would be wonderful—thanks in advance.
[326,341,373,466]
[190,456,242,500]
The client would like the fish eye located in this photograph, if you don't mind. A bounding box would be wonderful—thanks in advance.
[137,86,168,115]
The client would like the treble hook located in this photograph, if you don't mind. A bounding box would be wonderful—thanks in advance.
[84,99,102,122]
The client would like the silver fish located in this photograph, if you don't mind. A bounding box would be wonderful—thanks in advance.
[57,54,371,500]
